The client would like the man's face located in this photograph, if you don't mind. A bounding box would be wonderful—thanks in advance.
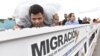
[70,14,75,22]
[53,14,59,24]
[30,13,44,27]
[64,14,67,19]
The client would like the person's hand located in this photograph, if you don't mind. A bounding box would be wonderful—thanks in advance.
[13,24,21,30]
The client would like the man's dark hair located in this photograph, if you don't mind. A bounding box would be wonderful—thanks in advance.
[29,4,44,16]
[68,13,74,18]
[93,19,97,22]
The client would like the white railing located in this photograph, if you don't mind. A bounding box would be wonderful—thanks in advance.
[0,24,100,56]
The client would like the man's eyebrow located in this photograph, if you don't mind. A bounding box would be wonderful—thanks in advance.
[32,18,36,19]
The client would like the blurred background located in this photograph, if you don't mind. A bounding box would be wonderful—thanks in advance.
[0,0,100,29]
[0,0,100,20]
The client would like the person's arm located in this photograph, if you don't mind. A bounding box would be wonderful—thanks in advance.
[13,24,21,30]
[13,17,29,30]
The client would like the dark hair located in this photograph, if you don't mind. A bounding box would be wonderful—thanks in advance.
[29,4,44,16]
[68,13,74,18]
[64,14,67,16]
[93,19,97,22]
[64,14,67,18]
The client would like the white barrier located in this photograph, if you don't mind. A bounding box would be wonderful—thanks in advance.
[0,24,100,56]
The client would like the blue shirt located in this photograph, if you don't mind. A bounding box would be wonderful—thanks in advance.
[0,19,15,29]
[65,21,79,25]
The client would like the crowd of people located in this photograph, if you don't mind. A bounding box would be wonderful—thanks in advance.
[0,4,100,30]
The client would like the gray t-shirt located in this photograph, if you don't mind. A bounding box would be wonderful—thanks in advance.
[13,4,56,28]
